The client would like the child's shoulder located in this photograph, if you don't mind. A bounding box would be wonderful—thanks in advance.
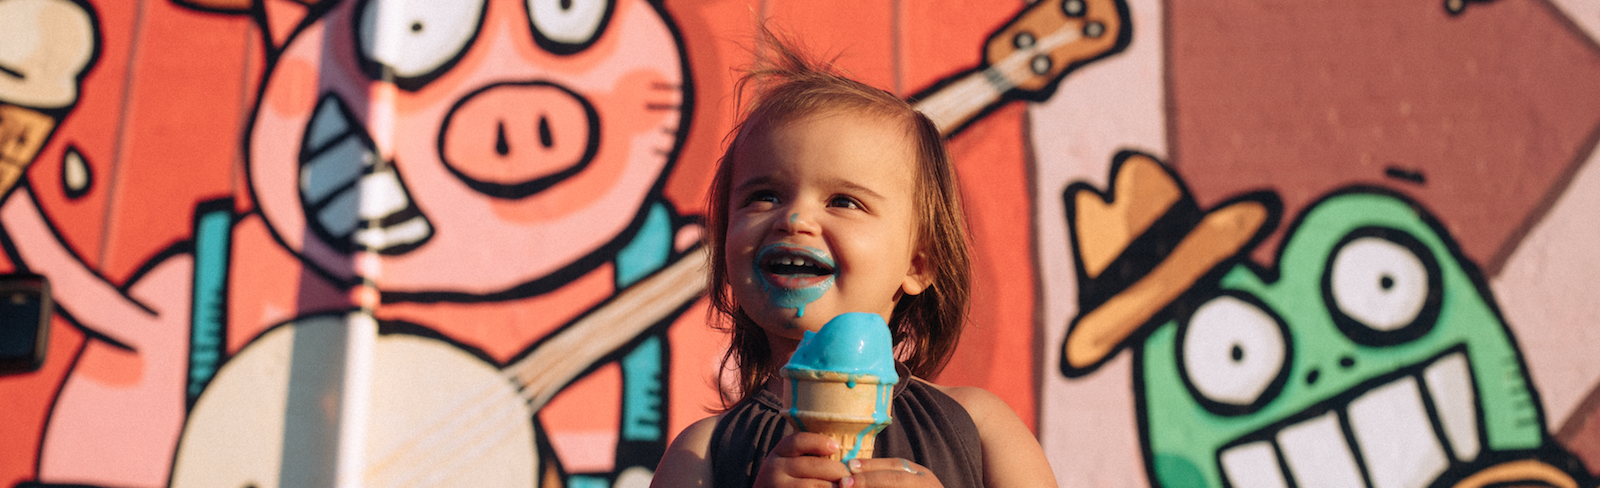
[913,377,1060,487]
[913,376,1013,424]
[650,414,724,488]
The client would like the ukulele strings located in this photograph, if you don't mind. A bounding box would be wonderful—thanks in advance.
[362,249,709,486]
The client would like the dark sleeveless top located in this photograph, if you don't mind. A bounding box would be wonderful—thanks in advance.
[709,375,984,488]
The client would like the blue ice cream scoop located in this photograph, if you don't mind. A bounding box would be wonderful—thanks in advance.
[781,312,899,461]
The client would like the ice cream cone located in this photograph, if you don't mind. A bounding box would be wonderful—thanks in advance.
[780,368,894,461]
[781,312,900,462]
[0,104,56,197]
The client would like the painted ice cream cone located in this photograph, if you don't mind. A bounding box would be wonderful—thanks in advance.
[0,104,57,196]
[0,0,98,198]
[781,312,899,462]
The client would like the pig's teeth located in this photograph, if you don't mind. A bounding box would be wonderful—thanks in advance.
[299,95,432,253]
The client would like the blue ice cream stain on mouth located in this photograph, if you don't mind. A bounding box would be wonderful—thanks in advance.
[754,244,835,318]
[783,313,900,461]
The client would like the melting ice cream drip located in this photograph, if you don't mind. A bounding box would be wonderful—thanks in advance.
[782,312,899,462]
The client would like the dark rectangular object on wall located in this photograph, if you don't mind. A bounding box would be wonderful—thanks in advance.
[0,274,50,374]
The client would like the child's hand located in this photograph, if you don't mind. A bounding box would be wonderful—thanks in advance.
[753,432,851,488]
[841,458,945,488]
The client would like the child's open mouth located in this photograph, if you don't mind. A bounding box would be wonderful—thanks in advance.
[757,245,836,289]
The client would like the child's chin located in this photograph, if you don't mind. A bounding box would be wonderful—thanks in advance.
[755,309,826,336]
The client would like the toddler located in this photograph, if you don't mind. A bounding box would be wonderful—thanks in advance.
[653,33,1056,488]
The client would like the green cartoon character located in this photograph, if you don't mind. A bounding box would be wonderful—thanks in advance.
[1060,152,1592,488]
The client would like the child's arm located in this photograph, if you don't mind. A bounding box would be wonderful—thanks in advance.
[651,416,718,487]
[945,385,1059,488]
[652,415,854,487]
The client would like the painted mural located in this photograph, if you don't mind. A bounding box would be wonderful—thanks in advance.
[0,0,1597,487]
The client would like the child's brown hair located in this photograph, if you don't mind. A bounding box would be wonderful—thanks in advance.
[706,29,973,409]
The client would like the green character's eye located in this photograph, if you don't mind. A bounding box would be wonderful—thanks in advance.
[1178,293,1291,415]
[1323,229,1442,346]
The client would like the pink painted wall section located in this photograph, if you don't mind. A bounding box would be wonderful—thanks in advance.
[0,0,1596,487]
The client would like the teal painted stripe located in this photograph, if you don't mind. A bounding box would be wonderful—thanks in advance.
[567,475,609,488]
[620,336,664,441]
[615,204,671,288]
[188,207,231,400]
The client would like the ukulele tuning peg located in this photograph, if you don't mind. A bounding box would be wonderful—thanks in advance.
[1031,55,1053,75]
[1014,32,1037,49]
[1063,0,1087,17]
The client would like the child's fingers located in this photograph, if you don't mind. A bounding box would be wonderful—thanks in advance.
[754,433,851,487]
[844,458,944,488]
[759,456,850,486]
[847,458,926,475]
[771,432,842,458]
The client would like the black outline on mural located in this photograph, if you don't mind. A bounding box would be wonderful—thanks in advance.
[1173,290,1294,418]
[1057,150,1284,378]
[1196,184,1551,438]
[239,0,697,303]
[1104,183,1588,488]
[526,0,616,56]
[382,0,695,304]
[906,0,1135,137]
[3,0,103,207]
[57,146,92,201]
[1320,227,1444,348]
[435,80,603,200]
[350,0,490,92]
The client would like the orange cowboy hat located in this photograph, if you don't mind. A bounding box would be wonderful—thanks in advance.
[1059,151,1280,376]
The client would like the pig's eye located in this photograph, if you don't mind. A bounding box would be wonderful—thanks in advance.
[527,0,612,54]
[1324,229,1441,346]
[358,0,485,87]
[1179,293,1290,415]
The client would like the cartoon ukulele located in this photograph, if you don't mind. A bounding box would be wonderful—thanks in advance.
[170,247,707,487]
[913,0,1130,136]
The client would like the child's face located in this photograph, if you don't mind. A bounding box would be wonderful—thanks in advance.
[724,111,932,344]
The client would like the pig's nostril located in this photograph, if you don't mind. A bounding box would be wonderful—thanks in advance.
[539,115,554,148]
[496,121,510,156]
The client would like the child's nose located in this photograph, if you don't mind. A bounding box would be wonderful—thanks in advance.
[775,210,820,235]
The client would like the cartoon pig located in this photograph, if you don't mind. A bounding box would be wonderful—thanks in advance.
[246,0,688,300]
[174,0,708,485]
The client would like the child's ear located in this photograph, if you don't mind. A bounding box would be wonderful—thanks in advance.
[901,251,934,296]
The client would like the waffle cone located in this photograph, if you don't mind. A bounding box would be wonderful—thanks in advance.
[780,369,894,461]
[0,104,56,196]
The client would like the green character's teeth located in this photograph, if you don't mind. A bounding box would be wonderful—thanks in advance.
[1218,351,1478,488]
[1347,375,1446,488]
[1282,412,1363,488]
[1419,353,1478,463]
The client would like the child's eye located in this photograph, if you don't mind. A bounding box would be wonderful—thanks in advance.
[743,190,780,207]
[828,196,862,210]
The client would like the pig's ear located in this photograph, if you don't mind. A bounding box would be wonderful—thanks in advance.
[261,0,336,50]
